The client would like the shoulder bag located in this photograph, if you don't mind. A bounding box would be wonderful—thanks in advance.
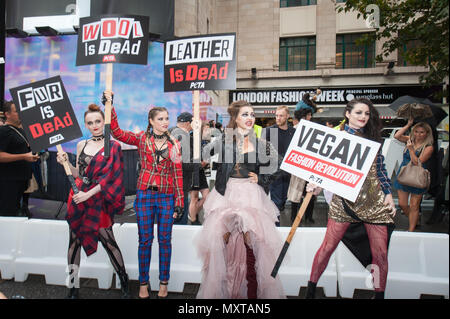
[397,146,430,189]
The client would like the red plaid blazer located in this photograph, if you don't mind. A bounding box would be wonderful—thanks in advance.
[110,107,184,207]
[66,140,124,256]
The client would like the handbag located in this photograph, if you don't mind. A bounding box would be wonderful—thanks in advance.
[397,147,430,189]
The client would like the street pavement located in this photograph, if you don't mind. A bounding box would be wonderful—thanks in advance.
[0,195,448,300]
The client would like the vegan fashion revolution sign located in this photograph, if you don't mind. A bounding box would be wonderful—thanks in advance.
[281,120,381,202]
[9,76,82,152]
[164,33,236,91]
[76,15,149,66]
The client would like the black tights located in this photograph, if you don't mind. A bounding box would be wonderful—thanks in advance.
[67,227,126,287]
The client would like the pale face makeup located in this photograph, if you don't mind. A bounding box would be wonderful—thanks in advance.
[235,106,255,134]
[85,112,104,136]
[345,103,370,130]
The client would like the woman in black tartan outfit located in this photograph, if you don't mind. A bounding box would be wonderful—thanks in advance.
[57,104,129,299]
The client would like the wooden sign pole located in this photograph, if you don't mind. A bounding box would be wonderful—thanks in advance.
[56,144,79,194]
[103,63,113,158]
[271,192,313,278]
[192,90,201,187]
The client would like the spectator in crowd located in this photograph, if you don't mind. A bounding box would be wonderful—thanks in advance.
[188,121,211,225]
[170,112,195,225]
[0,101,39,217]
[393,120,434,232]
[287,108,317,225]
[261,105,295,220]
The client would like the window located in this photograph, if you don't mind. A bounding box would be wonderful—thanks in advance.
[336,0,346,3]
[280,0,316,8]
[397,39,422,66]
[280,37,316,71]
[336,33,375,68]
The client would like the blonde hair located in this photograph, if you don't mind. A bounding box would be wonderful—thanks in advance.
[276,105,289,115]
[410,122,434,148]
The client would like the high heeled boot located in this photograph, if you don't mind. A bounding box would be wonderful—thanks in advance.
[118,271,130,299]
[373,291,385,299]
[305,281,317,299]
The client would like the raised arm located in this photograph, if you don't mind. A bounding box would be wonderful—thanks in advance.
[394,118,414,143]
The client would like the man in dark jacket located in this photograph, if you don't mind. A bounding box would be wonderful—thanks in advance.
[0,101,39,216]
[170,112,194,225]
[261,105,295,221]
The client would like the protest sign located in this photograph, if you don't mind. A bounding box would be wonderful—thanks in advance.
[76,15,149,66]
[76,14,149,157]
[10,76,82,194]
[281,120,381,202]
[164,33,236,92]
[9,76,82,153]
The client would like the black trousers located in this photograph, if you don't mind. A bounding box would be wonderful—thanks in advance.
[0,180,28,217]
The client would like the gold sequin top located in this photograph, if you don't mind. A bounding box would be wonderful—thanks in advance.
[329,161,394,224]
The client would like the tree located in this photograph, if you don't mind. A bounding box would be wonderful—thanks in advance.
[337,0,449,98]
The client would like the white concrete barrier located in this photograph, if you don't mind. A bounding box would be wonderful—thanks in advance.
[277,227,337,297]
[13,219,117,289]
[2,217,448,299]
[114,224,203,292]
[0,217,27,280]
[385,232,449,299]
[336,231,449,299]
[14,219,69,285]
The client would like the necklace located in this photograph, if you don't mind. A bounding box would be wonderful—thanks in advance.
[152,132,166,139]
[91,135,104,141]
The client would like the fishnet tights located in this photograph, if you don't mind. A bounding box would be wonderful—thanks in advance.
[67,227,126,285]
[310,219,388,291]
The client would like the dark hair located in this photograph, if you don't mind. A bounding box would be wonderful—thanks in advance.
[145,106,169,137]
[302,93,317,113]
[215,122,222,129]
[2,100,14,114]
[84,104,104,120]
[341,98,382,142]
[226,100,253,129]
[145,106,180,154]
[294,108,312,121]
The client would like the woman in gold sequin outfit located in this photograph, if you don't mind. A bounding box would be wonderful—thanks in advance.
[305,98,396,299]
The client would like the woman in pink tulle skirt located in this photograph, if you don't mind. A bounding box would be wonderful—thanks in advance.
[195,100,286,299]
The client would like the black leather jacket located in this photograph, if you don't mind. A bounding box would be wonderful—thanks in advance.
[203,133,284,196]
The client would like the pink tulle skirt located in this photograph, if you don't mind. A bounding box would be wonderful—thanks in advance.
[195,178,286,299]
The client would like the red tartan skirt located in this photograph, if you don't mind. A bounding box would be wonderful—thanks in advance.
[67,178,112,229]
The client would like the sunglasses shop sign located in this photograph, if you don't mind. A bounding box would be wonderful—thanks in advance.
[281,120,381,202]
[9,76,82,152]
[164,33,236,91]
[76,15,149,66]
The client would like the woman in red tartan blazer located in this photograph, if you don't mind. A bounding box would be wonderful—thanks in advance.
[56,104,129,299]
[104,90,184,299]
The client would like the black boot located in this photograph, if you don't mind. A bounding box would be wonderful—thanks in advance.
[373,291,385,299]
[305,281,317,299]
[118,271,130,299]
[65,287,79,299]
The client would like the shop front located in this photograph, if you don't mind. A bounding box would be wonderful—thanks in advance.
[229,85,443,128]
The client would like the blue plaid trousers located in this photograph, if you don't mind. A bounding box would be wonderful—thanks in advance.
[134,189,174,284]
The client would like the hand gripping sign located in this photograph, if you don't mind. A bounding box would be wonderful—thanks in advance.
[76,14,149,157]
[164,33,236,186]
[271,120,381,278]
[9,76,83,194]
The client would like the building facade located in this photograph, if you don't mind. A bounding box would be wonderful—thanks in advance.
[174,0,444,125]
